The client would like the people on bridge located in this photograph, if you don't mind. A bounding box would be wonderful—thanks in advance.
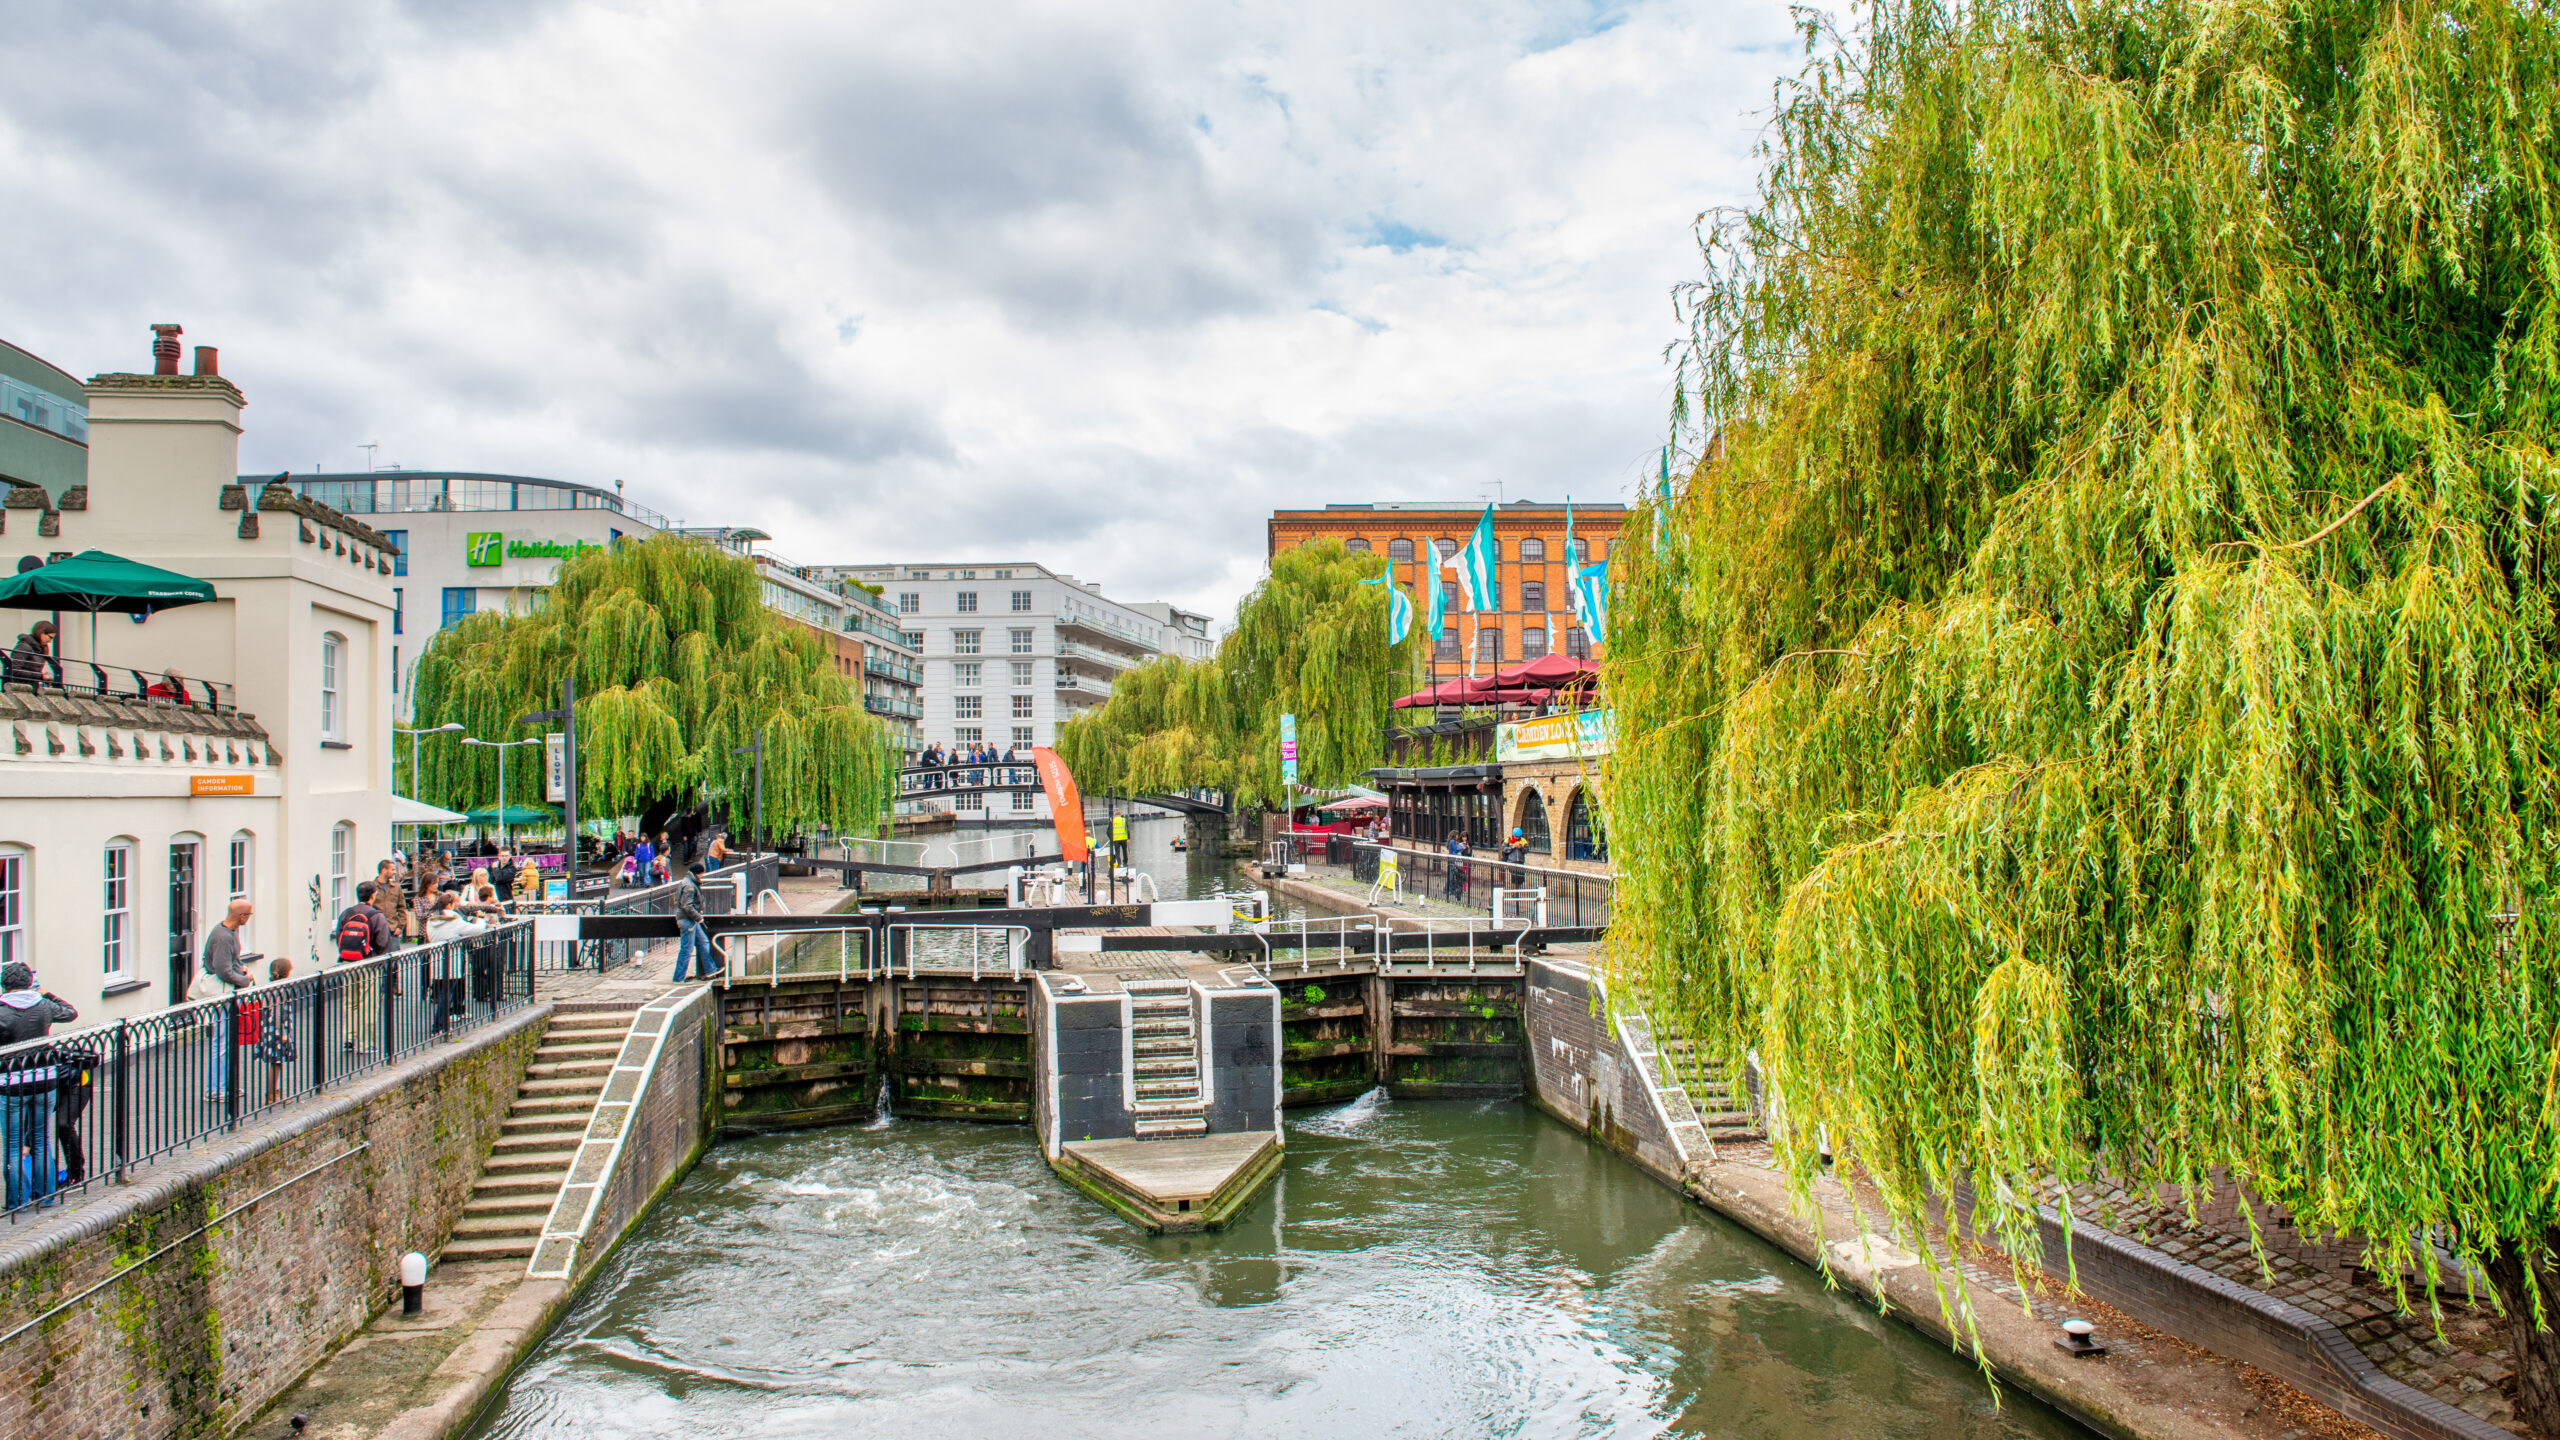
[1444,828,1471,902]
[705,833,731,872]
[672,863,714,981]
[631,834,656,887]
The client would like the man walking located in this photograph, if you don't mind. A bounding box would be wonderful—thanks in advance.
[0,963,76,1207]
[201,898,256,1098]
[671,863,715,981]
[373,858,414,943]
[333,881,396,1055]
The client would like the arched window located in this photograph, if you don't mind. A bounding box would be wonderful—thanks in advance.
[228,831,254,948]
[320,631,347,741]
[0,845,26,970]
[1571,537,1590,565]
[1344,538,1371,554]
[1517,788,1552,854]
[1433,538,1458,564]
[102,838,134,982]
[1519,537,1545,562]
[1565,788,1608,862]
[1387,538,1415,563]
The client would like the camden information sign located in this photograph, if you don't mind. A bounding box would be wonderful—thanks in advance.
[1495,708,1613,764]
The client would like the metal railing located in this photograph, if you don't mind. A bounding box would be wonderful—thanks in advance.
[0,922,538,1219]
[1286,838,1612,926]
[1,659,235,712]
[891,923,1029,980]
[712,918,1031,985]
[897,763,1038,796]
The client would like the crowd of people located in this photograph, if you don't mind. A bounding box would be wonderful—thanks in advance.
[908,742,1022,768]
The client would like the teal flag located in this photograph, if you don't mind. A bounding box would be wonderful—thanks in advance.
[1655,446,1673,545]
[1362,570,1413,646]
[1453,505,1498,611]
[1425,542,1448,640]
[1574,562,1610,643]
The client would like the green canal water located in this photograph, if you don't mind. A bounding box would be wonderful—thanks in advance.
[466,1094,2085,1439]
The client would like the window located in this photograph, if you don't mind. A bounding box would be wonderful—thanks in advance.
[102,842,131,978]
[0,848,24,970]
[228,832,252,906]
[1434,538,1458,564]
[1345,538,1371,554]
[1012,725,1034,748]
[1522,628,1550,659]
[441,587,476,629]
[1521,580,1546,612]
[329,822,353,917]
[1571,537,1590,565]
[320,632,346,740]
[1008,628,1033,655]
[1477,628,1504,664]
[1388,538,1415,563]
[956,591,979,613]
[391,645,399,694]
[955,791,984,813]
[1566,788,1608,862]
[1011,590,1032,612]
[1520,537,1545,562]
[1441,582,1459,612]
[1011,694,1034,719]
[1011,789,1034,812]
[898,592,920,613]
[955,726,982,745]
[953,629,981,655]
[955,662,982,688]
[1564,626,1591,659]
[900,630,924,650]
[384,529,408,577]
[1518,789,1552,854]
[1435,628,1461,661]
[956,695,983,719]
[1009,660,1032,686]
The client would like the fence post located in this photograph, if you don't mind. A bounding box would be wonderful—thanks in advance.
[110,1019,129,1182]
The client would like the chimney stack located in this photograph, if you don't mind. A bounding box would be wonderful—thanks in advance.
[151,323,183,375]
[192,346,219,378]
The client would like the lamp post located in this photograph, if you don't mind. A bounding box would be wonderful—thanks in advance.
[460,737,541,850]
[396,722,466,800]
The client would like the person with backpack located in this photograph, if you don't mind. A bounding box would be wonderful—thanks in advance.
[0,962,76,1207]
[333,881,395,1056]
[672,863,714,981]
[254,957,298,1106]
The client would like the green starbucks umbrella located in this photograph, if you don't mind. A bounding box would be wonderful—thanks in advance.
[462,803,559,826]
[0,550,219,614]
[0,549,220,671]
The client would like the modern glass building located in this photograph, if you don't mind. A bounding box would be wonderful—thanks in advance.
[1,338,89,506]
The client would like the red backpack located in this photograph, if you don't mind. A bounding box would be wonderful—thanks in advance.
[335,910,375,963]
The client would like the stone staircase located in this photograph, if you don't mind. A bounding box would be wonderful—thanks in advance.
[1127,979,1207,1140]
[1656,1035,1764,1148]
[440,1004,641,1263]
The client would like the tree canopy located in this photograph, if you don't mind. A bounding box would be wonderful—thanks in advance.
[407,535,899,836]
[1058,539,1418,807]
[1601,0,2560,1421]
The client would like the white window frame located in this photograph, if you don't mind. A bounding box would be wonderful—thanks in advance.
[228,831,253,949]
[954,661,981,688]
[897,592,919,614]
[1009,660,1033,687]
[1010,789,1034,812]
[1008,628,1033,655]
[102,841,132,978]
[329,821,354,917]
[955,591,978,613]
[955,791,984,812]
[953,629,981,655]
[320,631,346,741]
[955,726,983,745]
[1011,590,1032,612]
[1011,693,1035,719]
[955,695,983,720]
[0,847,26,972]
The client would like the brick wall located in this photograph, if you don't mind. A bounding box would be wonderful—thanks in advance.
[0,1005,545,1440]
[1520,958,1681,1185]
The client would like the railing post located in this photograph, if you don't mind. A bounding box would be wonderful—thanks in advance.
[110,1019,129,1182]
[222,995,240,1130]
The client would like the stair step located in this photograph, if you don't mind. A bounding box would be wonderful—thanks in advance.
[1136,1082,1199,1101]
[450,1214,546,1240]
[501,1114,590,1136]
[438,1236,538,1262]
[464,1193,557,1218]
[1134,1115,1208,1139]
[472,1172,569,1198]
[1133,1059,1195,1077]
[525,1059,614,1079]
[519,1076,607,1097]
[492,1131,585,1154]
[509,1094,601,1116]
[484,1148,580,1175]
[534,1040,625,1060]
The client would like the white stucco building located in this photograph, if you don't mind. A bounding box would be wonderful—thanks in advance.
[809,561,1212,821]
[0,332,397,1016]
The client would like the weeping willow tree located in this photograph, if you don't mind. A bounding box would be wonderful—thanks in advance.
[407,535,899,837]
[1602,0,2560,1425]
[1058,538,1418,807]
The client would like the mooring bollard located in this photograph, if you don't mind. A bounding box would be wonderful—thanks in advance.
[400,1251,427,1316]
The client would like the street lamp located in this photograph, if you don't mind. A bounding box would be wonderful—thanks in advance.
[396,722,466,799]
[459,737,542,850]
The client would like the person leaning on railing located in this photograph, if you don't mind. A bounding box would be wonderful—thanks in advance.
[0,962,77,1209]
[198,898,259,1097]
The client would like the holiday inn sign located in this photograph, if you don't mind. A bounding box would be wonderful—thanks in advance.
[464,532,607,567]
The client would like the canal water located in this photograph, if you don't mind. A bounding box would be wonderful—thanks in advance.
[467,1096,2084,1439]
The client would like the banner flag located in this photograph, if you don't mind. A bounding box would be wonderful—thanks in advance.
[1452,505,1498,610]
[1362,570,1413,646]
[1029,747,1088,863]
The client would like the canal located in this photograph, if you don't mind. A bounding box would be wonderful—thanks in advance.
[467,1095,2084,1438]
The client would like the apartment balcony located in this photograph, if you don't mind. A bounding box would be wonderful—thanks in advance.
[1056,638,1142,673]
[865,693,924,720]
[864,653,923,685]
[1055,670,1112,701]
[1056,613,1158,656]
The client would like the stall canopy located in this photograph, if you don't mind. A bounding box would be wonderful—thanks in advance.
[393,795,468,826]
[462,803,560,826]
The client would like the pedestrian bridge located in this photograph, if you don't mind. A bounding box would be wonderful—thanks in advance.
[898,762,1038,797]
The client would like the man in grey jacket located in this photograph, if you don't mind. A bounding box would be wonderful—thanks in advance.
[202,898,256,1099]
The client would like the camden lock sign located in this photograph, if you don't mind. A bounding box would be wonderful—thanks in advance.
[1494,709,1613,764]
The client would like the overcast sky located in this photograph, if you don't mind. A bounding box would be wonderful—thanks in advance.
[2,0,1800,619]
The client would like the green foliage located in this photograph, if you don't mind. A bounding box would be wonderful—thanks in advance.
[406,535,898,833]
[1058,539,1420,806]
[1603,0,2560,1371]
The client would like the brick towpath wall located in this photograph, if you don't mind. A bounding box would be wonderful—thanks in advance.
[0,1004,545,1440]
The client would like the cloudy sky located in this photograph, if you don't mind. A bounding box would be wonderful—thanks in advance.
[2,0,1802,618]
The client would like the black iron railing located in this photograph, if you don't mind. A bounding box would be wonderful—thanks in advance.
[1278,837,1613,928]
[0,658,235,712]
[0,922,537,1219]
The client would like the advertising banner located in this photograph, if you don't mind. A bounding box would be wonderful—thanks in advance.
[1280,712,1299,786]
[1030,747,1088,863]
[544,733,567,802]
[1495,709,1613,764]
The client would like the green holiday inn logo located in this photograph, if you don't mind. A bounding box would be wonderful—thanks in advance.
[465,532,503,567]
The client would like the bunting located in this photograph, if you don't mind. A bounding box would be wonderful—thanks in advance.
[1449,504,1498,611]
[1361,569,1413,646]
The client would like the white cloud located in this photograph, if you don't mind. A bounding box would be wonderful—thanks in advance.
[0,0,1801,617]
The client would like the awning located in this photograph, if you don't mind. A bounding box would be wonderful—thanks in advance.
[461,802,560,825]
[393,795,468,826]
[0,550,219,614]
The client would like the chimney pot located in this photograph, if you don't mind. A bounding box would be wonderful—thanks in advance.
[192,346,219,377]
[150,323,183,376]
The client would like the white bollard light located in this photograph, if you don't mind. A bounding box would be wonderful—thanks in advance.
[399,1251,428,1316]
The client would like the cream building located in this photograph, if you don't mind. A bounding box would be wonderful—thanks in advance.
[0,331,396,1017]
